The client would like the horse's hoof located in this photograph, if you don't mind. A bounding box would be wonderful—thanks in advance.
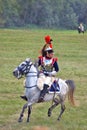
[18,118,22,122]
[48,111,51,117]
[27,119,30,122]
[57,118,60,121]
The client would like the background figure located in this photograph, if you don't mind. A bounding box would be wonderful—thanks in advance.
[78,23,84,34]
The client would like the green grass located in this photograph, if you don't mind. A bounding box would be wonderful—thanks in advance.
[0,29,87,130]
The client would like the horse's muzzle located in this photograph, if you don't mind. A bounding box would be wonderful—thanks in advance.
[13,70,18,78]
[13,67,22,79]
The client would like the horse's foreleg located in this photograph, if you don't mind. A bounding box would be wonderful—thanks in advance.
[57,103,66,121]
[18,103,28,122]
[27,105,32,122]
[48,98,59,117]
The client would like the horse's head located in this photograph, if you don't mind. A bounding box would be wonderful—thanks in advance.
[13,58,33,79]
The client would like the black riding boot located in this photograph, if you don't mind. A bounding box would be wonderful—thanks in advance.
[39,84,49,101]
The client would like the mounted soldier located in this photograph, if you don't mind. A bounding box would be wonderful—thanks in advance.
[78,23,84,34]
[21,36,59,101]
[38,47,59,101]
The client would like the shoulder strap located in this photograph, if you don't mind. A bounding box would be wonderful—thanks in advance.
[38,56,44,65]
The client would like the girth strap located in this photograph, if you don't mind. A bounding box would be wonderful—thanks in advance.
[25,85,36,89]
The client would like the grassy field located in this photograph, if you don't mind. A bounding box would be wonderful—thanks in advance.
[0,29,87,130]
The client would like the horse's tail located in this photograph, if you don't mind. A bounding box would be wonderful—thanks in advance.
[65,80,75,106]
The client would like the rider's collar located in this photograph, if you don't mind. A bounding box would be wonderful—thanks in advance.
[45,56,52,59]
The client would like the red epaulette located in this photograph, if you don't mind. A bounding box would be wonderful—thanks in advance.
[52,57,58,65]
[38,56,43,59]
[53,57,58,61]
[38,56,43,64]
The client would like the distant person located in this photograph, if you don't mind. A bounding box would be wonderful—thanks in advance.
[78,23,84,34]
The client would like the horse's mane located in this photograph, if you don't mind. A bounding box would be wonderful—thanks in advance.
[34,59,38,68]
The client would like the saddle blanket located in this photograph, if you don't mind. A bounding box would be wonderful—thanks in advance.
[48,81,60,93]
[37,75,60,93]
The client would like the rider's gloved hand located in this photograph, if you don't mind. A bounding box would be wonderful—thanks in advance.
[43,71,57,76]
[43,71,49,76]
[49,71,57,76]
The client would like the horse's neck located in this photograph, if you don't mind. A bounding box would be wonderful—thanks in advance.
[25,65,38,87]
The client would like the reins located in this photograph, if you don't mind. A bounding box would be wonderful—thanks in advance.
[51,78,59,105]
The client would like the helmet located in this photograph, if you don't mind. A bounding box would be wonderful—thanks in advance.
[45,47,54,53]
[45,35,53,44]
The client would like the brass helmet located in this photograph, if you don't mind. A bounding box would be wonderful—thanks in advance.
[45,47,54,53]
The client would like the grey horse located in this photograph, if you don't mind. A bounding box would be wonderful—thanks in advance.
[13,58,75,122]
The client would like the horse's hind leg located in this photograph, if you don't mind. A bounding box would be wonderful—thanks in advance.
[57,102,66,121]
[18,103,27,122]
[48,98,60,117]
[27,105,32,122]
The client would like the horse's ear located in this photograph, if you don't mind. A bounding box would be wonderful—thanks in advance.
[25,58,31,62]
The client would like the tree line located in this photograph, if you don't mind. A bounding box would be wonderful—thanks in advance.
[0,0,87,29]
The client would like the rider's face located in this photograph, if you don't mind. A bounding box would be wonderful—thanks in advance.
[46,52,53,58]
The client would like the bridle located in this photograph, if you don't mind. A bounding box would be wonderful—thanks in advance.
[25,63,38,77]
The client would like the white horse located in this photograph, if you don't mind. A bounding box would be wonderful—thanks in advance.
[13,58,75,122]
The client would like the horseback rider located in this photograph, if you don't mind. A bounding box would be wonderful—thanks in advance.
[38,47,59,101]
[21,36,59,101]
[78,23,84,33]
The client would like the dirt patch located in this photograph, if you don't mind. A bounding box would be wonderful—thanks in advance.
[32,126,50,130]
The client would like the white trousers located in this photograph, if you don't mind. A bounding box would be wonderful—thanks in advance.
[37,73,55,90]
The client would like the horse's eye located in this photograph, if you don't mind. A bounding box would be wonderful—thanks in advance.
[21,63,26,67]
